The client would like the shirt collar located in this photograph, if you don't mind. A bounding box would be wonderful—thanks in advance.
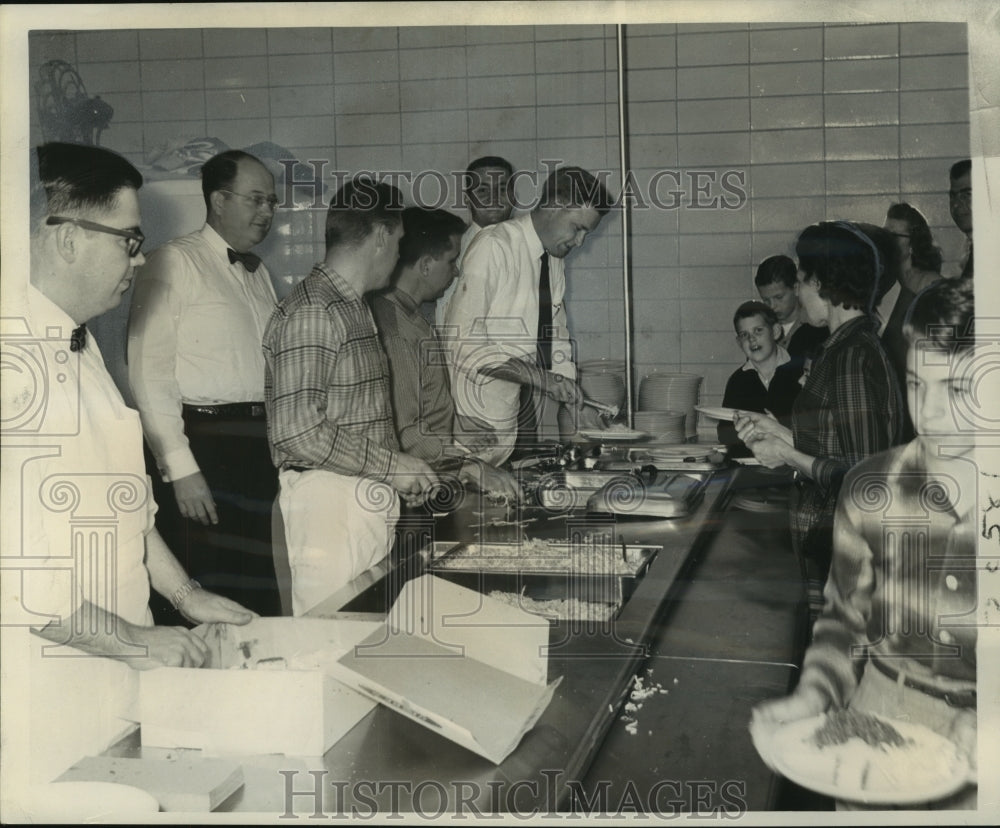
[27,284,79,341]
[311,262,361,301]
[517,213,545,260]
[740,345,791,372]
[386,286,420,316]
[199,223,239,262]
[820,314,876,353]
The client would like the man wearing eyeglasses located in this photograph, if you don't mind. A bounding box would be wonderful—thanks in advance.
[948,158,972,279]
[6,142,255,669]
[128,149,281,618]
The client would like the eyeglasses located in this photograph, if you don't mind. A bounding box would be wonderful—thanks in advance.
[949,188,972,204]
[888,232,910,239]
[220,189,280,211]
[46,216,145,257]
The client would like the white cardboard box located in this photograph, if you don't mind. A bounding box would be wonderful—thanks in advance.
[331,574,561,765]
[139,617,379,757]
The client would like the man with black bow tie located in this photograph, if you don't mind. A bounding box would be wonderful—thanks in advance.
[5,142,254,668]
[128,150,281,617]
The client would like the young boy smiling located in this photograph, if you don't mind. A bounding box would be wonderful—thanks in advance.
[718,301,803,455]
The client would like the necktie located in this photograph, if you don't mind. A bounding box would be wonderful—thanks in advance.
[537,253,553,370]
[70,324,87,353]
[228,248,262,273]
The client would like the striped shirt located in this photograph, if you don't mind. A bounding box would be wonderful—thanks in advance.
[801,439,976,708]
[263,263,399,481]
[789,314,902,567]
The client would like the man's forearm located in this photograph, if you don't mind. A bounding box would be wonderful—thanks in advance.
[144,527,192,600]
[32,599,147,660]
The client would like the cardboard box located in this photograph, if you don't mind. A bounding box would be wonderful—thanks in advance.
[331,574,561,765]
[139,617,379,757]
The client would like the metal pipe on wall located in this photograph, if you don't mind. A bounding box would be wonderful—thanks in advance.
[615,24,635,427]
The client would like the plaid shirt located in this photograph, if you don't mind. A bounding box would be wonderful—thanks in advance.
[801,439,976,708]
[263,263,399,481]
[789,315,902,564]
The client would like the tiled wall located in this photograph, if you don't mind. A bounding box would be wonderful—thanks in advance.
[28,23,970,413]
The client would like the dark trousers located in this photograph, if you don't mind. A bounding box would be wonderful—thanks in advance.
[147,407,281,622]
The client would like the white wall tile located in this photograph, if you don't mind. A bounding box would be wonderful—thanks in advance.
[141,89,206,122]
[400,46,466,80]
[824,91,898,126]
[140,59,205,91]
[208,87,271,119]
[751,61,822,97]
[824,58,899,93]
[900,55,968,91]
[900,23,968,56]
[750,27,822,63]
[204,56,268,89]
[335,113,400,146]
[334,50,399,84]
[824,24,899,59]
[677,99,750,133]
[467,42,535,77]
[467,75,533,109]
[750,95,823,130]
[751,129,824,164]
[676,31,748,66]
[203,28,268,57]
[78,62,141,95]
[825,160,899,195]
[267,28,332,54]
[270,53,332,87]
[625,35,676,69]
[76,30,138,62]
[139,29,203,60]
[749,163,825,197]
[402,110,468,145]
[400,78,466,111]
[272,115,337,149]
[824,125,899,160]
[678,65,748,99]
[334,81,401,116]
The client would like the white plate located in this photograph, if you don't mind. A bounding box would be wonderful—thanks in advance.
[695,405,741,421]
[578,428,648,442]
[752,713,972,805]
[732,456,762,466]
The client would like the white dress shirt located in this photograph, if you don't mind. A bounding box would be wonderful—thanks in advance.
[443,213,576,463]
[128,224,277,481]
[2,287,155,627]
[434,220,482,327]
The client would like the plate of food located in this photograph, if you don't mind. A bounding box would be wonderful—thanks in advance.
[578,426,648,442]
[694,405,742,421]
[752,709,973,805]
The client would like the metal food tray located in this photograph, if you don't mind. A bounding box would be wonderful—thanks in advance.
[587,471,712,519]
[425,541,661,607]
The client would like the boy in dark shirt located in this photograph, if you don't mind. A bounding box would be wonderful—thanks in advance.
[718,301,803,456]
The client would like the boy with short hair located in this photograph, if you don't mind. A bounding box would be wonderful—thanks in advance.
[718,301,803,455]
[755,254,828,364]
[752,277,979,810]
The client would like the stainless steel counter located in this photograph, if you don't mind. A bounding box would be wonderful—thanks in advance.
[106,465,806,816]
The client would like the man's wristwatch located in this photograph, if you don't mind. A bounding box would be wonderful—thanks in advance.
[169,578,202,610]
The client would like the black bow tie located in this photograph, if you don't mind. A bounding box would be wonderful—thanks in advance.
[228,248,262,273]
[70,324,87,353]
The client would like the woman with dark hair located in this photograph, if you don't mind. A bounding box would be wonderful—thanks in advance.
[881,203,945,434]
[734,222,904,616]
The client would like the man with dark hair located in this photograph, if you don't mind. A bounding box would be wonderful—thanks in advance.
[6,143,253,667]
[949,158,972,278]
[754,254,828,364]
[128,149,281,618]
[370,207,521,502]
[263,179,439,616]
[435,155,516,326]
[444,165,612,463]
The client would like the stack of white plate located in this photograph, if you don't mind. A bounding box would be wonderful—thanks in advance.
[633,409,686,442]
[637,372,703,439]
[578,359,627,409]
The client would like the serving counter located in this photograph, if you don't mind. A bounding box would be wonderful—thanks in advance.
[105,464,807,816]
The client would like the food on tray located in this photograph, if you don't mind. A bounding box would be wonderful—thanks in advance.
[431,538,648,575]
[486,590,617,622]
[811,710,911,751]
[767,710,970,802]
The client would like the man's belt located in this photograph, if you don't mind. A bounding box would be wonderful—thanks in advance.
[870,655,976,708]
[183,402,266,419]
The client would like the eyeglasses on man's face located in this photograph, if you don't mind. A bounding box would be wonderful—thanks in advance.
[949,188,972,205]
[46,216,145,257]
[220,189,280,211]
